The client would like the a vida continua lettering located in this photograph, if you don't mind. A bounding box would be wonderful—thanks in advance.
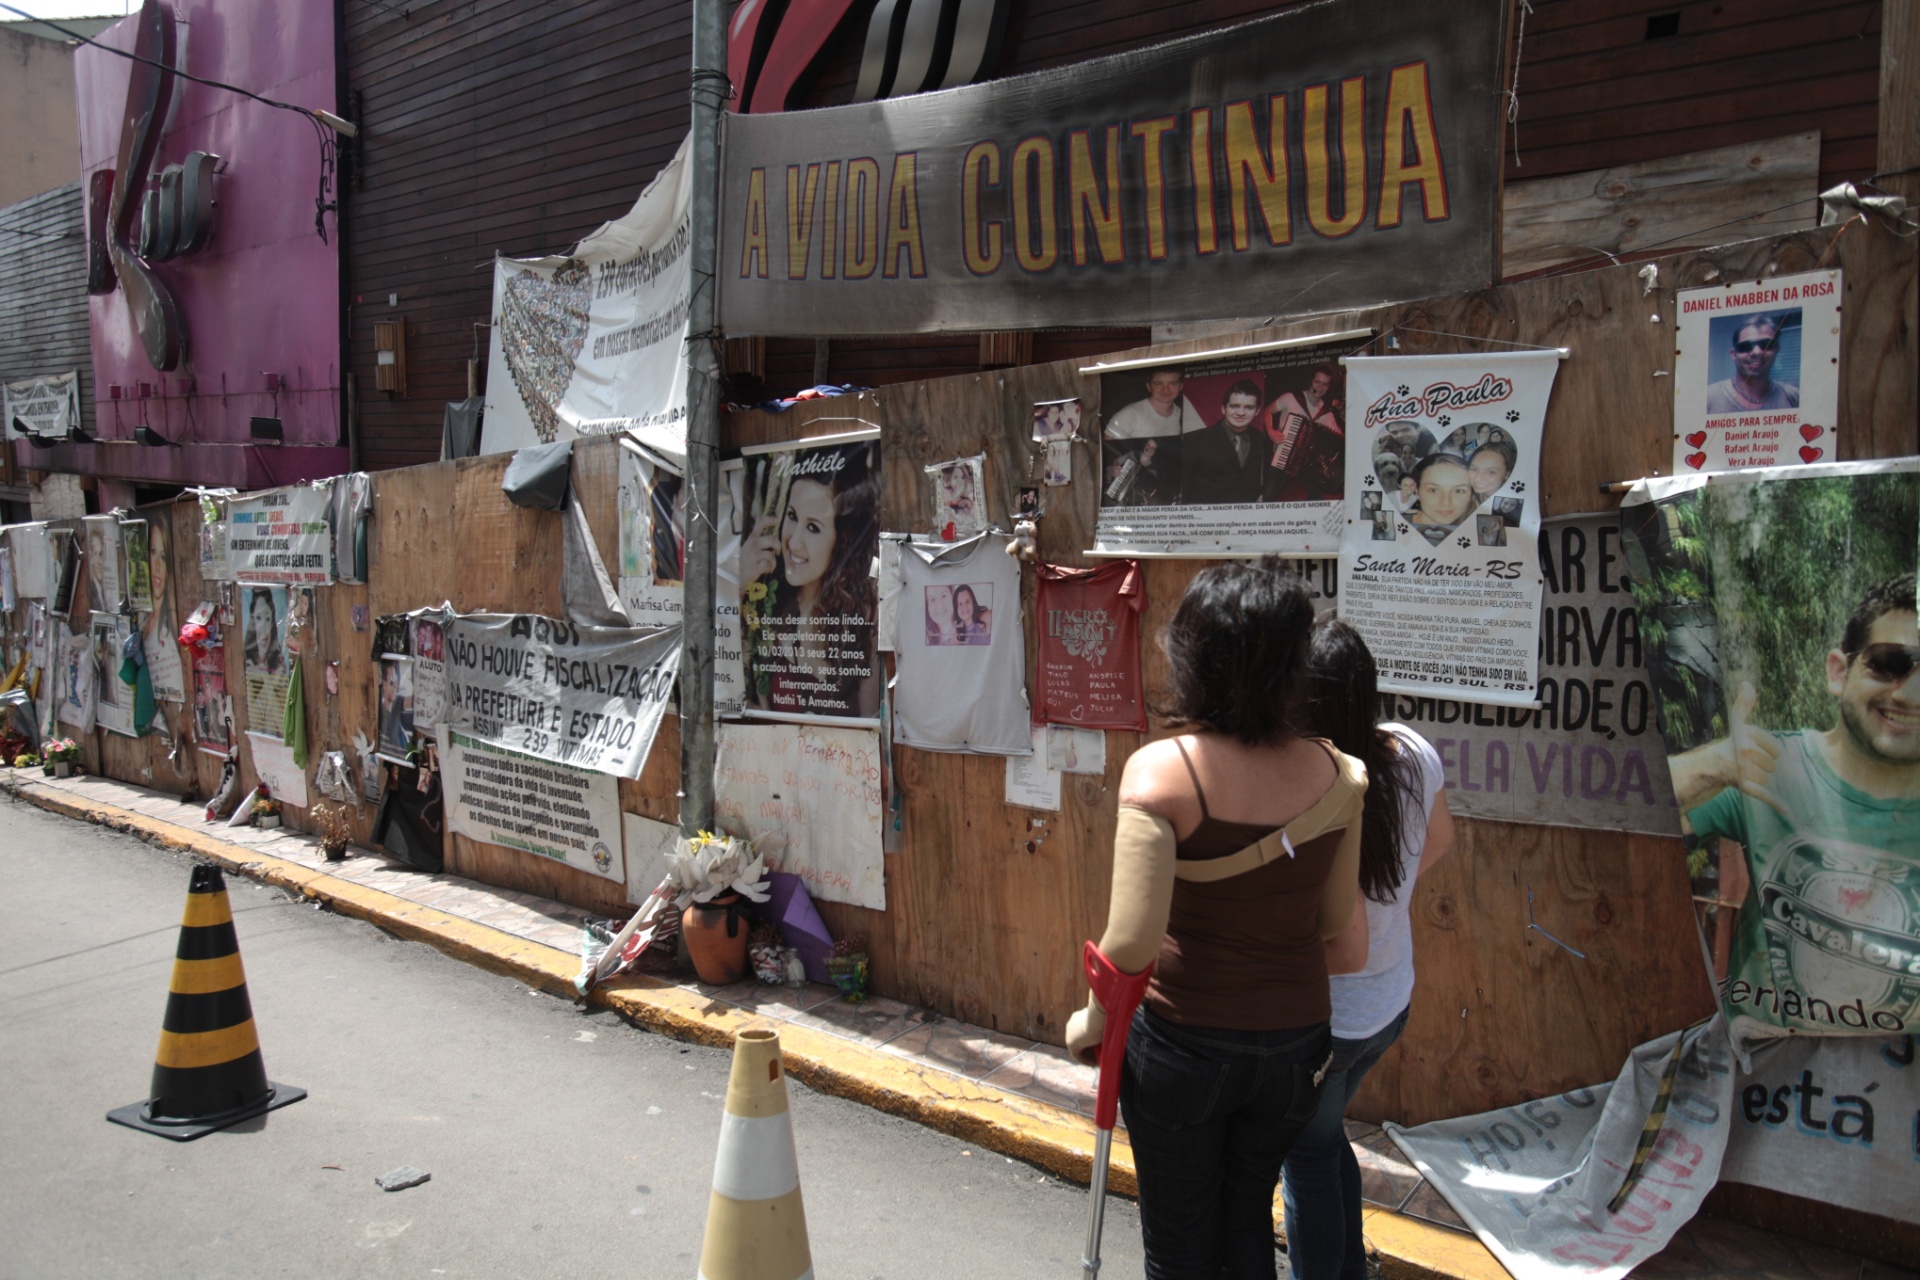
[736,61,1451,282]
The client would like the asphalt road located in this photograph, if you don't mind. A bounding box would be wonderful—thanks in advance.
[0,798,1144,1279]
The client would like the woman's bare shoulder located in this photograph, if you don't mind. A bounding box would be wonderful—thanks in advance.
[1118,737,1199,821]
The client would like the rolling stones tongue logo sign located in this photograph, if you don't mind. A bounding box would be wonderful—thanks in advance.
[85,0,225,373]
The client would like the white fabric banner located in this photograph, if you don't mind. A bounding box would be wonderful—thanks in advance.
[714,722,886,910]
[226,484,335,586]
[1388,1017,1734,1280]
[1339,351,1558,706]
[1720,1032,1920,1226]
[56,620,96,733]
[442,613,680,780]
[439,727,625,884]
[482,136,692,460]
[3,371,80,440]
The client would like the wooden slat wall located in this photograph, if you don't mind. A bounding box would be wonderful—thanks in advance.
[719,216,1917,1124]
[44,218,1907,1125]
[0,183,92,432]
[342,0,692,472]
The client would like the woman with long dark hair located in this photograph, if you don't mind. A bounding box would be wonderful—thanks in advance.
[1279,618,1453,1280]
[1065,560,1369,1279]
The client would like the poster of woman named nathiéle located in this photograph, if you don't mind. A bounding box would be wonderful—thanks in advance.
[1338,351,1560,706]
[736,431,882,725]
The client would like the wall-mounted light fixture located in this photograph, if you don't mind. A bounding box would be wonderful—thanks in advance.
[134,423,175,446]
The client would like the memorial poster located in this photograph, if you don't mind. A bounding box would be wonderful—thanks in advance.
[1384,515,1682,835]
[736,431,882,725]
[616,441,685,625]
[1673,269,1841,474]
[440,727,625,885]
[1339,350,1558,706]
[1622,458,1920,1045]
[90,611,135,737]
[238,583,290,738]
[1094,337,1362,557]
[443,613,681,779]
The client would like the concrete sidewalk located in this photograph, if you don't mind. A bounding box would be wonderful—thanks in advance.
[4,767,1892,1280]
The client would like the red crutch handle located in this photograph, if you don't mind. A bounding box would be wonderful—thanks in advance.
[1082,940,1154,1131]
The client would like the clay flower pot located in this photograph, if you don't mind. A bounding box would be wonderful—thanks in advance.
[681,893,751,985]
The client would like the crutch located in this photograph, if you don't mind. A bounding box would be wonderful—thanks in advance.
[1079,940,1154,1280]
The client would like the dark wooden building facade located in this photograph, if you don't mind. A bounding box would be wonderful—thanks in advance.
[342,0,1888,469]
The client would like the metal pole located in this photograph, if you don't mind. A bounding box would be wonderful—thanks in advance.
[1080,1127,1113,1278]
[678,0,725,836]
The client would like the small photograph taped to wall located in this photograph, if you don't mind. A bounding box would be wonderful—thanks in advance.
[923,582,993,646]
[926,455,988,538]
[1476,513,1508,547]
[1371,510,1398,542]
[1032,398,1082,443]
[378,656,415,760]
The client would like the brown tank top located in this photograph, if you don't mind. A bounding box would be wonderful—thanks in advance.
[1145,739,1361,1032]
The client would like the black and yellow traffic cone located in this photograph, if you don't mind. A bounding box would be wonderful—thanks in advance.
[696,1027,813,1280]
[107,864,305,1140]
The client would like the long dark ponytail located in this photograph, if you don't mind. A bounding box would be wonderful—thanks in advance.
[1303,618,1417,904]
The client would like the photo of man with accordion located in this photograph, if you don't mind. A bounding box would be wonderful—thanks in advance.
[1260,364,1346,503]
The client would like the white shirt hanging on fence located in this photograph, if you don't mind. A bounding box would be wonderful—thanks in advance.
[890,532,1031,756]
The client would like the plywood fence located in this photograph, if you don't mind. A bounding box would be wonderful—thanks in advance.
[9,216,1912,1127]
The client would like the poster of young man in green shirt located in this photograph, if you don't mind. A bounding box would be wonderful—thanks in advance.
[1623,463,1920,1046]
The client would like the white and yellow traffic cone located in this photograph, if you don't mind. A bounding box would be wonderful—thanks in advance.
[697,1027,813,1280]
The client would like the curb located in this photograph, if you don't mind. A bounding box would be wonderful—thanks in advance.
[6,774,1503,1280]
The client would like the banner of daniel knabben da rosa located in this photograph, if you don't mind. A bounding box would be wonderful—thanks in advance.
[1622,459,1920,1047]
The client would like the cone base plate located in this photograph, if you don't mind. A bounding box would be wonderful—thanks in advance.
[106,1082,307,1141]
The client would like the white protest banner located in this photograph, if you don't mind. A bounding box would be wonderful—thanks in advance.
[714,722,885,910]
[226,484,334,586]
[483,136,691,460]
[1384,514,1681,835]
[440,727,625,884]
[1340,350,1558,706]
[1722,1032,1920,1227]
[443,613,680,780]
[616,441,684,625]
[3,371,80,440]
[1388,1017,1734,1280]
[1673,269,1840,475]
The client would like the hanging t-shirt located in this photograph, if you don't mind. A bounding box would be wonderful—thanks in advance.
[891,533,1031,755]
[1035,559,1147,731]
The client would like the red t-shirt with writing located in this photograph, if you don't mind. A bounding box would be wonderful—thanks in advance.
[1035,559,1147,731]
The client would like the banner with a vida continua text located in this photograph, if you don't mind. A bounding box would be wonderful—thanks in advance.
[1339,350,1559,706]
[483,136,692,460]
[1622,458,1920,1049]
[442,613,681,781]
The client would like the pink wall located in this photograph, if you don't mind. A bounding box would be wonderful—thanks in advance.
[43,0,346,487]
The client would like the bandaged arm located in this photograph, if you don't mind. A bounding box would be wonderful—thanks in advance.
[1064,804,1175,1064]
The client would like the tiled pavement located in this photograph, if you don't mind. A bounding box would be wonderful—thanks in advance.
[14,769,1915,1280]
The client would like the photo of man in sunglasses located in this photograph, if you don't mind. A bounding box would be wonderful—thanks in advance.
[1667,572,1920,1031]
[1704,312,1801,414]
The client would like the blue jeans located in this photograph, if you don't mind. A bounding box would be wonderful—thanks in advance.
[1278,1005,1411,1280]
[1120,1007,1333,1280]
